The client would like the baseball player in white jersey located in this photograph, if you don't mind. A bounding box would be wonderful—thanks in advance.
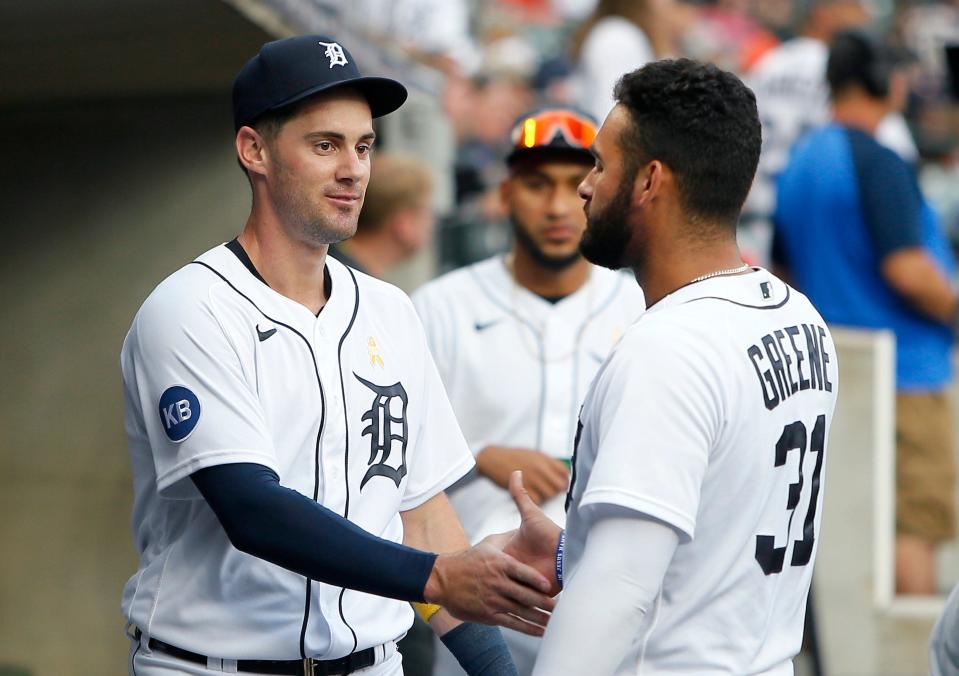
[740,0,917,267]
[495,59,839,675]
[120,35,556,676]
[412,107,644,675]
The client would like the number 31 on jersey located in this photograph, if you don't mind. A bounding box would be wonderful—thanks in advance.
[755,414,826,575]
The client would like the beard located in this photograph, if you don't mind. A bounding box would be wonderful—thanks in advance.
[512,220,583,271]
[579,174,635,271]
[271,161,359,247]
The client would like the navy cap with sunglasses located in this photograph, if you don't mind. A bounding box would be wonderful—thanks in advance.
[505,107,599,166]
[232,35,408,131]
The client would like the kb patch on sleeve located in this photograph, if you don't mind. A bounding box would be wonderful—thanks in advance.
[159,386,201,442]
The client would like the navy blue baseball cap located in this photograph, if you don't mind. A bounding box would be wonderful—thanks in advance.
[232,35,408,131]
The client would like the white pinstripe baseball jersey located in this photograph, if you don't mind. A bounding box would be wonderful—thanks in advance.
[121,243,472,661]
[564,269,838,674]
[412,255,645,539]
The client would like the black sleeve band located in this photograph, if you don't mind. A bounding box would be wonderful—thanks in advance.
[191,462,437,602]
[440,623,518,676]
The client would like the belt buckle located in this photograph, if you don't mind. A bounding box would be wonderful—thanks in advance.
[303,657,329,676]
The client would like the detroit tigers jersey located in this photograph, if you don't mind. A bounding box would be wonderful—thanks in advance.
[565,269,838,675]
[120,243,473,661]
[412,255,645,539]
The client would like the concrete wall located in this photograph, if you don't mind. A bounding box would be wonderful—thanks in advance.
[813,328,959,674]
[0,97,255,675]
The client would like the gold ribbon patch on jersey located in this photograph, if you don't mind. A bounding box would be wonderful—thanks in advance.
[368,336,385,368]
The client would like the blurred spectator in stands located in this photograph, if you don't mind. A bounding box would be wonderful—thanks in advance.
[895,0,959,106]
[346,0,479,75]
[569,0,689,122]
[774,30,958,595]
[681,0,781,74]
[439,41,537,267]
[447,71,534,211]
[329,153,436,279]
[532,56,577,105]
[740,0,923,267]
[893,1,959,255]
[751,0,799,40]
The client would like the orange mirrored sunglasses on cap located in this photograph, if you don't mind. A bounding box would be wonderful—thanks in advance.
[510,109,597,151]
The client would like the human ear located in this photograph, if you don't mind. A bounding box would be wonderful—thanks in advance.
[236,126,270,177]
[634,160,663,206]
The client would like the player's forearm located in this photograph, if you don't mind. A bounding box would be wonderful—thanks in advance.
[192,463,435,602]
[401,493,470,610]
[401,490,471,553]
[532,514,679,676]
[881,248,958,325]
[401,492,469,636]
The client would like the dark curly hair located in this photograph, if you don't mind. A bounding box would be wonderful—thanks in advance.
[613,59,761,229]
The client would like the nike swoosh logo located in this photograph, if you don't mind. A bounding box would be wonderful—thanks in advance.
[256,325,277,342]
[474,319,502,332]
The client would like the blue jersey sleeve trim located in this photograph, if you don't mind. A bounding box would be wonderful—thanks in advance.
[847,127,922,258]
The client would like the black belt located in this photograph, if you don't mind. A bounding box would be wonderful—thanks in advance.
[133,628,377,675]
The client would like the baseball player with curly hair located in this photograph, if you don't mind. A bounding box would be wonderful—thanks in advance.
[120,35,556,676]
[501,59,839,675]
[413,106,644,675]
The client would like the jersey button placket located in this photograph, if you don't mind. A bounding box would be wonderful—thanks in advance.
[313,325,347,513]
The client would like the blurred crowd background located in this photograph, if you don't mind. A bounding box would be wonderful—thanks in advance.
[329,0,959,281]
[1,1,958,674]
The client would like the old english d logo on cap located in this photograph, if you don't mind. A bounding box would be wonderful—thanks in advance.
[318,41,349,68]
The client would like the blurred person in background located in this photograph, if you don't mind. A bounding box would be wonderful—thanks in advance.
[894,0,959,106]
[413,107,645,675]
[681,0,781,74]
[775,30,958,595]
[330,153,436,280]
[448,72,535,209]
[569,0,689,123]
[345,0,478,75]
[441,70,537,267]
[894,1,959,253]
[741,0,922,267]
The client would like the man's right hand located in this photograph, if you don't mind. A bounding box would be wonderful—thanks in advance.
[501,471,564,596]
[476,446,569,504]
[423,540,555,637]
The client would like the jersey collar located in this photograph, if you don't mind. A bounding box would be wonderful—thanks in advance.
[196,241,356,331]
[647,267,787,314]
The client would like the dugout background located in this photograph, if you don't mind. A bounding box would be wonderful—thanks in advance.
[0,2,271,674]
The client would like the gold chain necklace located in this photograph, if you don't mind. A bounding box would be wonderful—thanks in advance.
[689,263,751,284]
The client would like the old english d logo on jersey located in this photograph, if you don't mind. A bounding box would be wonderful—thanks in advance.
[318,41,348,68]
[355,373,409,489]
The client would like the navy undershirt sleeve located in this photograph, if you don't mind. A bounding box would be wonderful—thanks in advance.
[847,128,923,258]
[441,623,518,675]
[191,462,437,602]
